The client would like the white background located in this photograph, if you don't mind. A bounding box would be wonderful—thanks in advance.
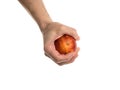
[0,0,120,90]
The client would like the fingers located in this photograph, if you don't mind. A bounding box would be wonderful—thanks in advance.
[45,42,80,65]
[45,43,72,62]
[57,47,80,65]
[51,47,80,65]
[67,28,80,40]
[50,48,75,63]
[58,54,78,66]
[57,25,80,41]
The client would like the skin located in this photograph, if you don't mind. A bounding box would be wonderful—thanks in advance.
[18,0,80,65]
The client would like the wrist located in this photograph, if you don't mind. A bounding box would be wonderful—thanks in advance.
[38,19,52,34]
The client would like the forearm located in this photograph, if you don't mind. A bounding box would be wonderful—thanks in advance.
[18,0,52,32]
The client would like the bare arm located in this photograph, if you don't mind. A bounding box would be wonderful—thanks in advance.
[18,0,52,32]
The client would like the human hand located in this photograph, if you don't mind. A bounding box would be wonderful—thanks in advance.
[42,22,80,65]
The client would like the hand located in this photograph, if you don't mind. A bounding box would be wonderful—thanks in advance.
[42,22,80,65]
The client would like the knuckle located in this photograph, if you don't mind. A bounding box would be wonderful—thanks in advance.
[60,25,65,30]
[72,29,77,34]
